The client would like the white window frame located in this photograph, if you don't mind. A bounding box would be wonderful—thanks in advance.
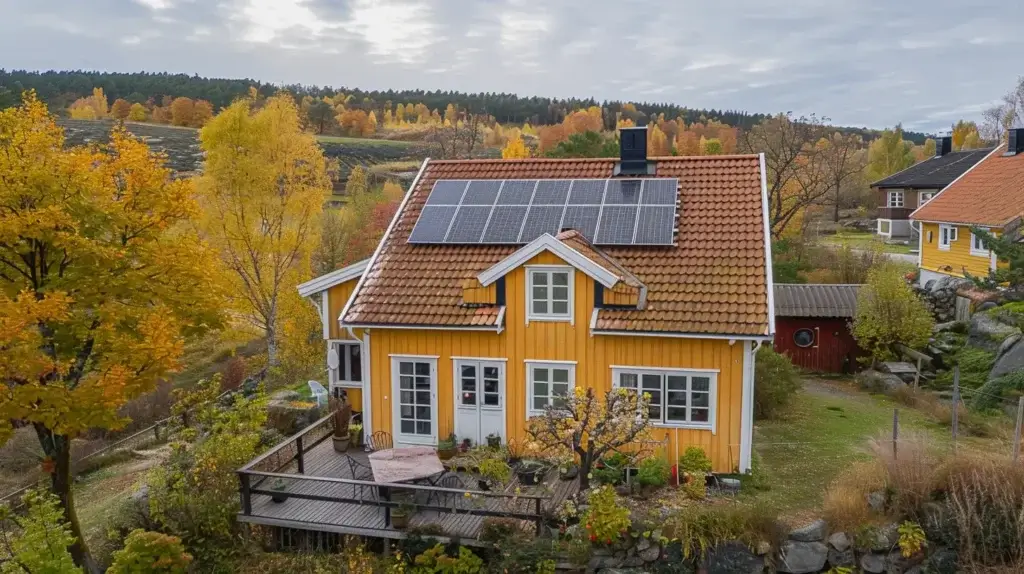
[887,190,904,208]
[939,224,957,251]
[919,191,936,204]
[390,355,439,445]
[526,265,573,324]
[970,228,989,257]
[878,219,891,235]
[525,360,576,417]
[611,366,718,433]
[328,340,363,389]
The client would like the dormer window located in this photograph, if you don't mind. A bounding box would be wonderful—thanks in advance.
[527,266,572,322]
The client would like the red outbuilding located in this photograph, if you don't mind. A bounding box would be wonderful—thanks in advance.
[773,284,865,373]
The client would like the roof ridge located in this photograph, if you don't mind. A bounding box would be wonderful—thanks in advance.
[427,154,760,165]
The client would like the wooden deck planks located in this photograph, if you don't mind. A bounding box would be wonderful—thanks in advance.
[241,440,580,539]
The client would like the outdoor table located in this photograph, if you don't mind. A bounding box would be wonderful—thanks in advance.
[368,446,445,484]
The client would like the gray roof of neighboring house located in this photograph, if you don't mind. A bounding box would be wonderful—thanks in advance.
[774,284,863,318]
[872,148,993,189]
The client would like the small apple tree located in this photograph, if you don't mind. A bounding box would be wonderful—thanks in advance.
[525,387,651,489]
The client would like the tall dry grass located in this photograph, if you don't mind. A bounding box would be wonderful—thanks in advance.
[823,460,887,532]
[945,456,1024,571]
[869,433,938,519]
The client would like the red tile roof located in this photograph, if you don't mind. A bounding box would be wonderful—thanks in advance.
[342,156,771,336]
[912,145,1024,227]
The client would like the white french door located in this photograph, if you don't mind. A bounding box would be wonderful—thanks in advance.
[391,357,438,445]
[454,360,505,445]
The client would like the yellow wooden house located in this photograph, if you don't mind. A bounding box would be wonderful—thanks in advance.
[300,130,775,473]
[911,131,1024,285]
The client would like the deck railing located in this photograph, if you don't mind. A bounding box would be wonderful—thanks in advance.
[237,469,548,534]
[236,414,549,534]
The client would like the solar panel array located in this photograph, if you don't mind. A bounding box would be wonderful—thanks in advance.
[408,179,678,246]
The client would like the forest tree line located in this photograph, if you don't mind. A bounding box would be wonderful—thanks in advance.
[0,69,931,143]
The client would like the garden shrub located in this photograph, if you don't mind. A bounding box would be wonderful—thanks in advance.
[490,536,558,574]
[580,486,631,545]
[412,544,483,573]
[636,456,670,487]
[147,378,268,567]
[852,262,934,362]
[108,529,192,574]
[661,502,783,560]
[592,452,629,485]
[754,346,801,419]
[479,517,526,543]
[934,347,995,390]
[0,490,79,574]
[970,370,1024,411]
[678,447,712,474]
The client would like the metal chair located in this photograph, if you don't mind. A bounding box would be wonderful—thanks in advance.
[345,455,376,501]
[366,431,393,452]
[426,472,466,508]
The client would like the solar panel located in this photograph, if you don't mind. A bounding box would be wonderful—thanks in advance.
[408,205,457,243]
[634,206,676,244]
[532,180,571,205]
[424,180,468,205]
[462,180,502,205]
[641,179,677,205]
[604,179,642,205]
[482,205,528,243]
[560,205,600,240]
[568,180,606,204]
[519,205,566,242]
[496,180,536,205]
[446,206,492,243]
[408,178,678,246]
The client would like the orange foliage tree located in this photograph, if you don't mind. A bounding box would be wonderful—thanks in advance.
[0,93,223,571]
[110,98,132,120]
[170,97,195,126]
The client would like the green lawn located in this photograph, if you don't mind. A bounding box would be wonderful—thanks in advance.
[821,230,914,254]
[751,380,951,514]
[314,135,419,148]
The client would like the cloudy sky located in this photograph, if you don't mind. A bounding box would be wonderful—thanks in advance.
[1,0,1019,132]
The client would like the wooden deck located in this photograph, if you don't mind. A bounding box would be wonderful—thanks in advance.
[237,414,579,542]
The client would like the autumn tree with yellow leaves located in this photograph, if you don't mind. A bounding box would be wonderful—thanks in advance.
[197,94,329,367]
[501,134,530,158]
[0,93,223,571]
[127,102,147,121]
[526,387,651,490]
[68,87,109,120]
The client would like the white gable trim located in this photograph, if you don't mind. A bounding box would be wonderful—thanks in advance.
[477,233,619,288]
[339,158,431,328]
[759,153,776,336]
[297,258,371,298]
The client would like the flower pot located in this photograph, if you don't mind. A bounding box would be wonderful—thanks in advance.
[271,489,288,503]
[437,447,457,461]
[516,464,545,486]
[391,512,411,529]
[333,435,351,453]
[486,436,501,449]
[477,479,491,491]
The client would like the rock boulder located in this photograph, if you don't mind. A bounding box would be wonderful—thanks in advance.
[990,335,1024,380]
[788,519,828,542]
[704,541,764,574]
[776,541,828,574]
[967,313,1020,353]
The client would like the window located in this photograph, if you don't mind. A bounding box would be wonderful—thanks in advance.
[878,220,891,235]
[328,342,362,387]
[527,362,575,416]
[392,357,436,441]
[939,224,958,250]
[887,191,904,208]
[793,329,815,348]
[613,368,717,430]
[970,228,989,256]
[527,267,572,322]
[920,191,936,204]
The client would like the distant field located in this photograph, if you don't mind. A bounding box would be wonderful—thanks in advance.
[315,134,419,148]
[820,230,914,255]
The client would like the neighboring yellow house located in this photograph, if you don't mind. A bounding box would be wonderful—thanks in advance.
[302,129,775,473]
[911,132,1024,285]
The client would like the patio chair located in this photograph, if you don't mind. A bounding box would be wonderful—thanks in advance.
[366,431,393,453]
[426,472,466,508]
[345,455,376,502]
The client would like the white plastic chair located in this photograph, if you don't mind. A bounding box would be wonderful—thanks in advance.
[307,380,328,407]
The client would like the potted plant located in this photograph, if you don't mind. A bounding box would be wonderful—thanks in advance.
[270,478,288,503]
[349,422,363,447]
[558,461,579,481]
[459,438,472,453]
[332,399,353,453]
[506,438,523,466]
[478,458,512,491]
[391,501,415,529]
[486,433,502,449]
[437,433,457,460]
[516,459,546,486]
